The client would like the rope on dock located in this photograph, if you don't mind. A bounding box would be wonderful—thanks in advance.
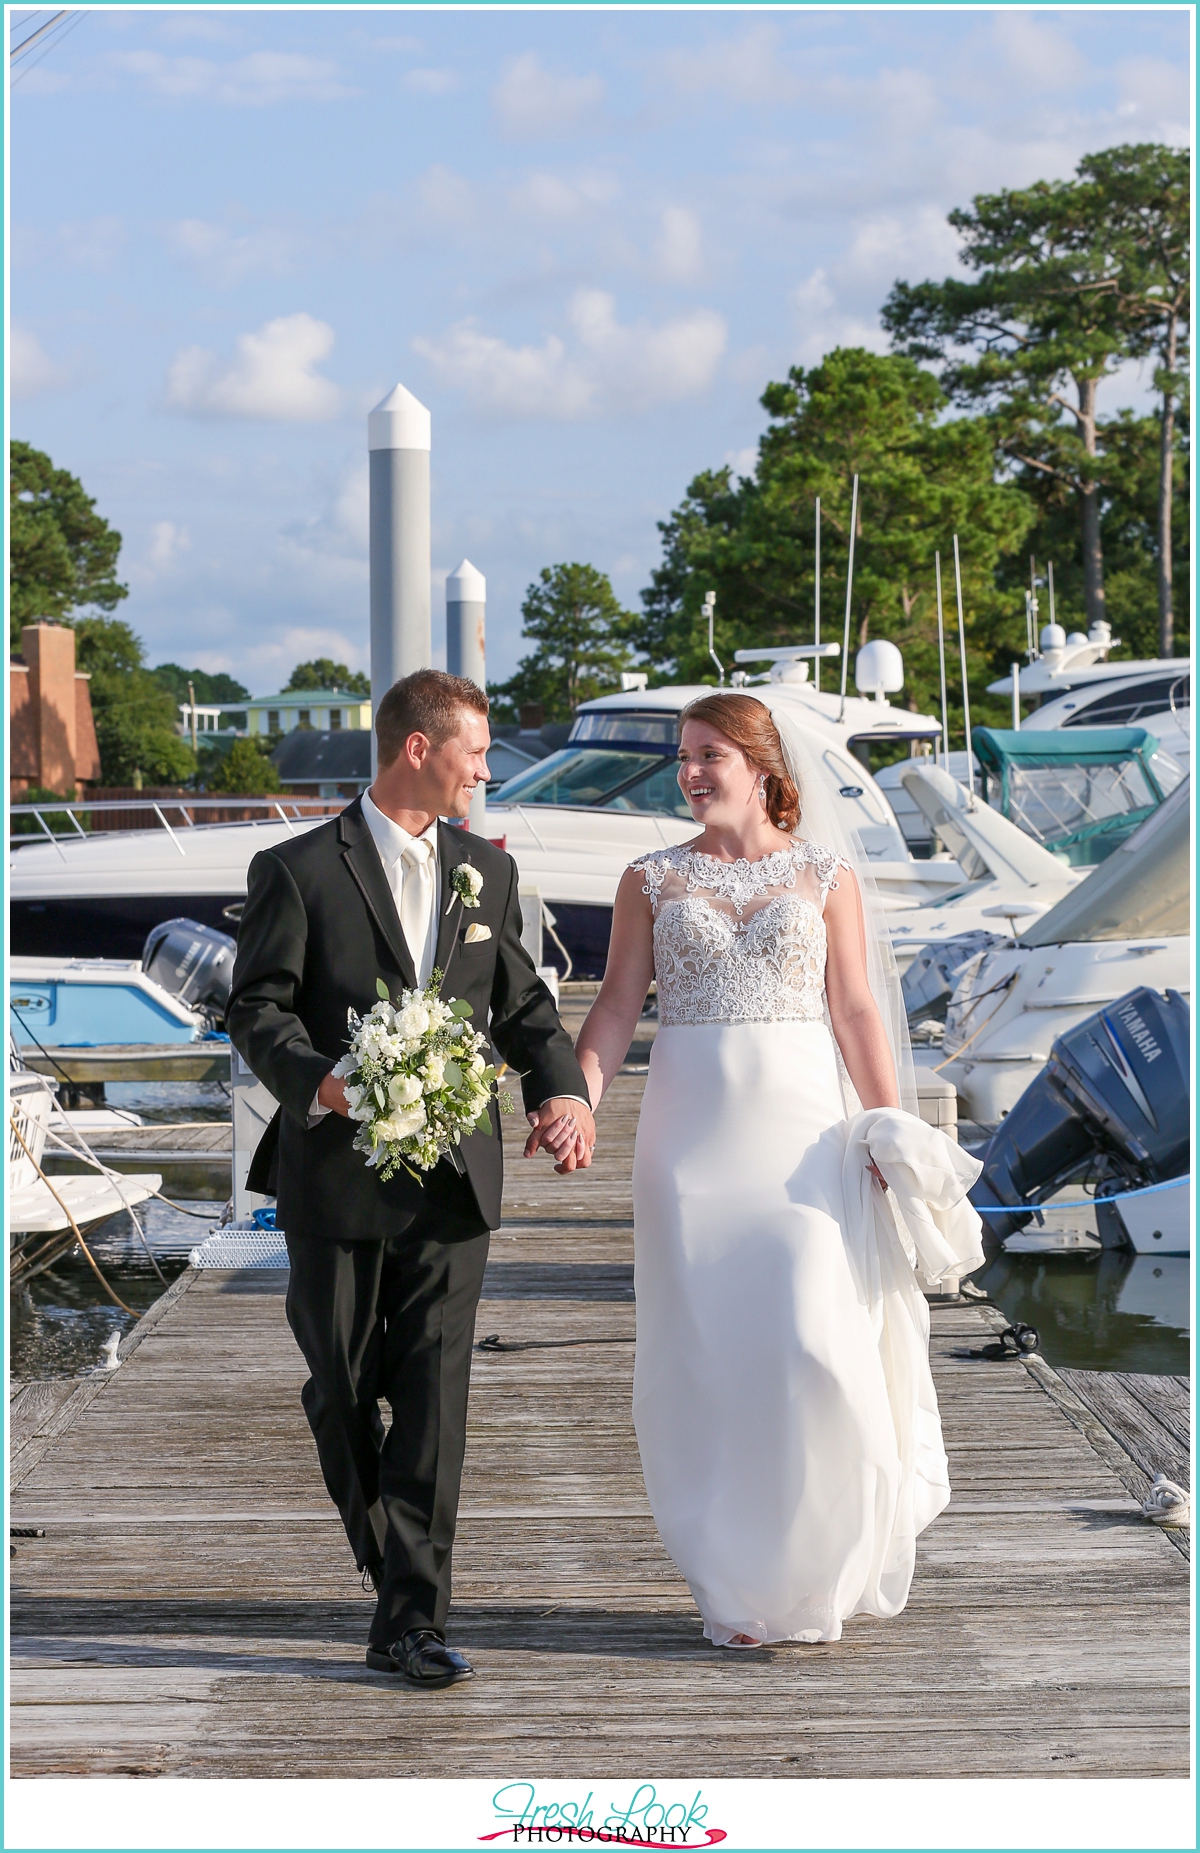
[8,1117,136,1316]
[477,1332,635,1353]
[41,1112,167,1285]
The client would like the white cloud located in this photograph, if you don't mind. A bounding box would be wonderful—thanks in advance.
[414,163,479,230]
[492,53,605,140]
[404,67,458,95]
[285,460,369,558]
[10,326,69,399]
[1113,55,1190,141]
[509,169,619,222]
[990,12,1088,90]
[654,206,703,282]
[58,215,127,270]
[414,289,726,421]
[659,27,800,107]
[244,627,369,689]
[128,519,193,588]
[724,447,758,482]
[166,313,343,421]
[165,218,301,286]
[109,49,354,105]
[790,207,963,365]
[149,520,191,569]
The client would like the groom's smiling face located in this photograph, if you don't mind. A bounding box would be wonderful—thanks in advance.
[421,706,493,817]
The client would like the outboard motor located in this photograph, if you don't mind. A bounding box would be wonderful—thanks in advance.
[142,918,238,1025]
[901,931,1007,1024]
[970,986,1190,1242]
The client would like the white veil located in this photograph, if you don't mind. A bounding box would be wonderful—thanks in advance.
[765,699,919,1121]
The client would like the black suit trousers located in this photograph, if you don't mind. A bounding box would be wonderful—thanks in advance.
[284,1200,489,1645]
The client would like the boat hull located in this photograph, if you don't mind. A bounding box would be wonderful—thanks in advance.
[11,895,242,961]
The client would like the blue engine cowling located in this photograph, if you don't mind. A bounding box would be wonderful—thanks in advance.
[969,986,1190,1242]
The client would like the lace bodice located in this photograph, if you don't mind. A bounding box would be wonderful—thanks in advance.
[632,839,851,1027]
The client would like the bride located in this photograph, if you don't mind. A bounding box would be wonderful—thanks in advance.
[571,692,983,1649]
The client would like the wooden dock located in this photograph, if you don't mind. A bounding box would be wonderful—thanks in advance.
[9,1062,1190,1780]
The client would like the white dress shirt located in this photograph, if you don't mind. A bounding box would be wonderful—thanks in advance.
[309,791,587,1126]
[361,787,439,986]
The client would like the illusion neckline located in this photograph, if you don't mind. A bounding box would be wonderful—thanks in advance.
[680,839,801,872]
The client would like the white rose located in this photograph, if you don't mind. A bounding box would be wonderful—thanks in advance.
[387,1073,423,1107]
[396,1000,431,1041]
[469,1053,486,1075]
[423,1055,446,1089]
[378,1102,426,1142]
[461,865,483,898]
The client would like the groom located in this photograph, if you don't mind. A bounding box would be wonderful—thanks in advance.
[227,669,595,1689]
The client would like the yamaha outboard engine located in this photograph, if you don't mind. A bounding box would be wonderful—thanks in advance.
[901,931,1007,1024]
[142,918,238,1025]
[970,986,1190,1243]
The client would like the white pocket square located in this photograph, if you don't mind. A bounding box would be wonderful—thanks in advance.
[463,922,492,944]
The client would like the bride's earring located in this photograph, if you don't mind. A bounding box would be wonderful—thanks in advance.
[758,774,767,806]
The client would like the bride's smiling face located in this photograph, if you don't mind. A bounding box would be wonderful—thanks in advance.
[677,720,762,825]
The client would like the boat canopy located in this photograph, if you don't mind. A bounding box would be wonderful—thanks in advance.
[971,727,1183,866]
[1018,778,1190,946]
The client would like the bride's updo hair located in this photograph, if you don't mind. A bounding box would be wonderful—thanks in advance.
[678,693,801,832]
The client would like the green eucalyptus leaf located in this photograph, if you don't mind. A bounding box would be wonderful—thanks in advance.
[450,998,473,1019]
[376,978,391,1001]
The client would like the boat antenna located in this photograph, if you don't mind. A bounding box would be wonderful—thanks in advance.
[1029,554,1039,644]
[837,474,858,724]
[953,533,976,805]
[813,497,821,694]
[935,551,949,771]
[1047,559,1055,638]
[703,590,724,685]
[1024,590,1033,662]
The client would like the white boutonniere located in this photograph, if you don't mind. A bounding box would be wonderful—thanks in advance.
[449,861,483,911]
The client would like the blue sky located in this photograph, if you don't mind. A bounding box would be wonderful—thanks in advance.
[10,4,1191,697]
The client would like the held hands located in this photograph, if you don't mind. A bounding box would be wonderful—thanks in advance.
[524,1098,597,1174]
[319,1067,598,1173]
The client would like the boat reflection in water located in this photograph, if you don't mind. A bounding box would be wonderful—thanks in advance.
[976,1247,1190,1375]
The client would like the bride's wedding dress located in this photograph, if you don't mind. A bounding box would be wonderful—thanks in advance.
[630,839,983,1647]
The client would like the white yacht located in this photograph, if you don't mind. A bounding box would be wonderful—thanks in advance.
[11,653,965,980]
[482,663,964,975]
[884,763,1082,973]
[878,623,1191,852]
[924,779,1190,1124]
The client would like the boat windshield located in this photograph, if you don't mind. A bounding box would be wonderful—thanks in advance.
[990,750,1183,865]
[569,711,680,746]
[493,746,680,811]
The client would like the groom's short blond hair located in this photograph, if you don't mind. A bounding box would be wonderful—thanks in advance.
[375,669,489,766]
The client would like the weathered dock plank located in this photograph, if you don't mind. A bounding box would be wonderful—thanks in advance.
[9,1070,1190,1779]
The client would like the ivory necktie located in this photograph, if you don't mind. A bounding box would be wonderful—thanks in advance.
[399,834,436,986]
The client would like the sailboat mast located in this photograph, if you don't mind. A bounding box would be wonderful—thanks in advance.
[953,534,975,800]
[814,497,821,694]
[837,475,858,724]
[935,551,949,771]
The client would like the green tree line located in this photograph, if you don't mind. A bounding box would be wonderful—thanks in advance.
[495,142,1188,733]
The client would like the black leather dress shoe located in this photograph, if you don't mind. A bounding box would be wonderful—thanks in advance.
[365,1629,474,1688]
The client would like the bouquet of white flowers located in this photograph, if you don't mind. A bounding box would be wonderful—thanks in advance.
[332,974,511,1183]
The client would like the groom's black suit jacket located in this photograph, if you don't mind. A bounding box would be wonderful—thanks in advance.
[226,798,587,1242]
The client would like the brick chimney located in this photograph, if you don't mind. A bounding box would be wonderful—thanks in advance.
[9,622,100,798]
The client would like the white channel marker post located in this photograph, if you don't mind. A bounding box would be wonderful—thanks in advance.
[369,384,432,773]
[446,557,487,834]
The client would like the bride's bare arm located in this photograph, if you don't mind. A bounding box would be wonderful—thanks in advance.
[823,870,900,1111]
[573,867,656,1110]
